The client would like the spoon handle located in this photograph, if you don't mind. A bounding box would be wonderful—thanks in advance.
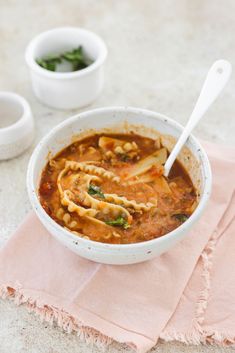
[164,60,232,177]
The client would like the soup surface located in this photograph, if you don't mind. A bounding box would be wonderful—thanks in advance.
[39,133,197,244]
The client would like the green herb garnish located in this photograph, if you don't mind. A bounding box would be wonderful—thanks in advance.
[36,46,90,72]
[36,55,62,72]
[88,184,105,199]
[172,214,189,223]
[120,154,130,162]
[105,216,130,229]
[62,47,88,71]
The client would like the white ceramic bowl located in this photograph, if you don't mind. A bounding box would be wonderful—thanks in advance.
[27,107,211,265]
[0,92,34,160]
[25,27,107,110]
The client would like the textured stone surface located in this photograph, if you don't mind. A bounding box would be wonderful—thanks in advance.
[0,0,234,352]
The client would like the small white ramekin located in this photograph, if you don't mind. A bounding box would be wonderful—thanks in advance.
[0,92,34,160]
[25,27,107,110]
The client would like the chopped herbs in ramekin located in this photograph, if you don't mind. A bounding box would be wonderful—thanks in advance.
[36,46,92,72]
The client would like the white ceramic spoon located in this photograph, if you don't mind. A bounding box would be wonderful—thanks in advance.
[164,60,232,177]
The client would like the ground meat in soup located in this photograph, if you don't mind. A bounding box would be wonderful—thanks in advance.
[39,133,197,244]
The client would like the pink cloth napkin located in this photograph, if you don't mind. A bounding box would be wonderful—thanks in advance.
[0,142,234,352]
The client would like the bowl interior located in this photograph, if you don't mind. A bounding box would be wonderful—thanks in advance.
[0,95,24,129]
[29,27,105,66]
[30,107,210,212]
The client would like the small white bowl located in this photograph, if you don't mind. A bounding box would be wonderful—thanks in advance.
[25,27,107,110]
[0,92,34,160]
[27,107,211,265]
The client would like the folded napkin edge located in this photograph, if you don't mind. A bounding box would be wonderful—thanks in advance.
[160,327,235,346]
[0,282,118,349]
[2,281,235,351]
[0,282,155,353]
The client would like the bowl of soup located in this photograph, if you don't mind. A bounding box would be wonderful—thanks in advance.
[27,107,211,265]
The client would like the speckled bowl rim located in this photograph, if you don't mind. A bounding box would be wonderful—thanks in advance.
[27,106,212,252]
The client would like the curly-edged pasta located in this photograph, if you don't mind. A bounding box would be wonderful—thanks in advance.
[103,193,156,211]
[61,190,98,218]
[39,132,197,244]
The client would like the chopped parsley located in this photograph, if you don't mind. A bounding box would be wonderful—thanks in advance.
[62,46,88,71]
[172,213,189,223]
[36,55,62,72]
[120,154,131,162]
[36,46,90,72]
[105,216,130,229]
[88,184,105,199]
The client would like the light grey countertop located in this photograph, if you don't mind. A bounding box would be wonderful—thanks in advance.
[0,1,234,352]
